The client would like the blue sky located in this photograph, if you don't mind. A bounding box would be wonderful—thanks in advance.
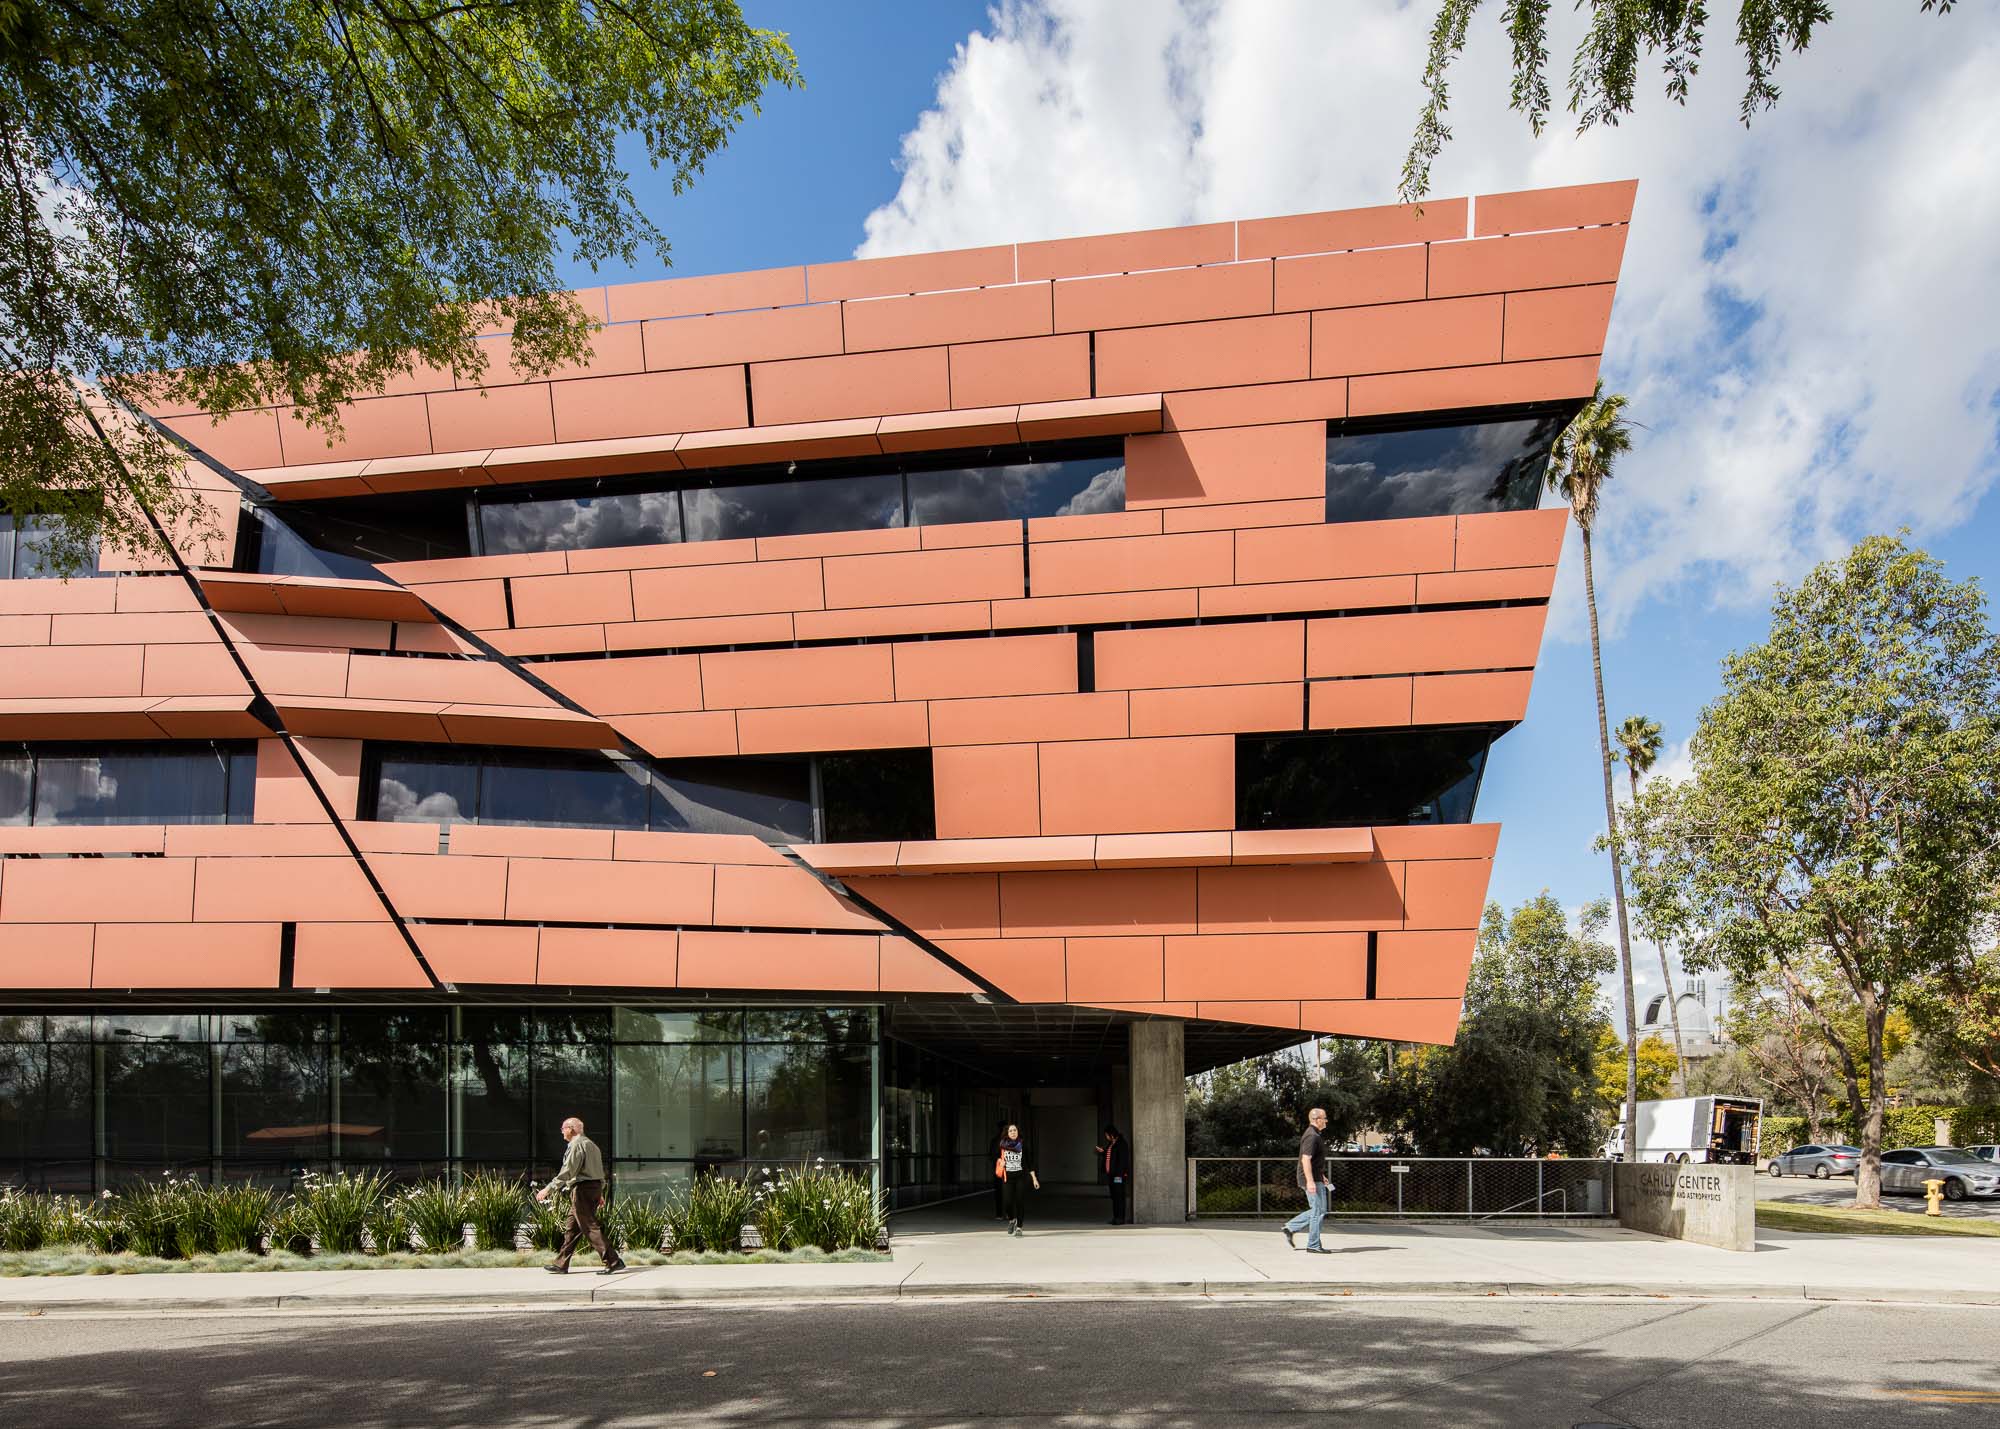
[559,2,2000,1018]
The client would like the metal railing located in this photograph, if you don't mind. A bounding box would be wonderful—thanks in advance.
[1186,1156,1616,1221]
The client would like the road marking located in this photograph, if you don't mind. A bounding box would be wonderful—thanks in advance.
[1878,1389,2000,1403]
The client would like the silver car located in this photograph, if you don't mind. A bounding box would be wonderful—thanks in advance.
[1767,1144,1860,1179]
[1968,1145,2000,1165]
[1878,1147,2000,1201]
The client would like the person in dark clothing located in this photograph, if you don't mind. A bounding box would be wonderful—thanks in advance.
[1095,1125,1133,1224]
[988,1120,1009,1219]
[1280,1106,1334,1253]
[997,1122,1039,1235]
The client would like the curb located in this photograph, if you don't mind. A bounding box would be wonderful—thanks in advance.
[4,1279,1997,1315]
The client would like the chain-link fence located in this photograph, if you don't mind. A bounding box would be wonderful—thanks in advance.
[1188,1156,1615,1221]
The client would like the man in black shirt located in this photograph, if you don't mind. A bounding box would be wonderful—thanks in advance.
[1280,1107,1333,1253]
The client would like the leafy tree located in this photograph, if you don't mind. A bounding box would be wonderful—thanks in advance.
[1377,895,1612,1154]
[1,0,799,570]
[1621,535,2000,1206]
[1186,1044,1380,1157]
[1721,971,1842,1140]
[1402,1,1959,200]
[1547,383,1643,1154]
[1908,944,2000,1088]
[1615,711,1688,1091]
[1593,1029,1678,1112]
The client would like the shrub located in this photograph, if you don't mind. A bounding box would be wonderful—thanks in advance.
[116,1177,201,1260]
[400,1180,471,1253]
[463,1171,527,1251]
[751,1165,882,1253]
[363,1199,410,1255]
[668,1174,751,1253]
[525,1191,568,1252]
[209,1185,277,1254]
[0,1188,60,1251]
[291,1171,387,1254]
[267,1200,313,1255]
[608,1193,669,1254]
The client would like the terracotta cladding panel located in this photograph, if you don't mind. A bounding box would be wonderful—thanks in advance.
[505,857,714,925]
[1095,620,1303,690]
[1054,262,1271,332]
[643,303,843,371]
[1019,222,1234,280]
[1029,510,1160,542]
[278,395,432,464]
[345,653,544,707]
[1029,530,1232,596]
[1164,932,1368,1001]
[425,384,553,452]
[1128,682,1302,738]
[93,923,281,989]
[0,858,194,922]
[1196,862,1407,934]
[881,406,1022,453]
[417,580,508,630]
[492,624,608,656]
[1455,507,1568,570]
[242,648,350,699]
[363,854,505,921]
[1094,313,1309,396]
[1162,378,1348,432]
[1097,832,1233,869]
[806,246,1015,303]
[509,570,634,628]
[1201,574,1415,619]
[460,326,646,388]
[1064,935,1166,1002]
[999,868,1197,938]
[1475,180,1637,236]
[0,925,94,988]
[1302,997,1462,1043]
[1038,735,1234,835]
[1375,928,1476,998]
[1504,284,1617,361]
[606,266,807,323]
[757,527,922,561]
[1348,356,1601,418]
[734,701,929,754]
[822,543,1021,610]
[1416,568,1552,604]
[1427,225,1628,297]
[1310,295,1504,378]
[992,589,1199,630]
[1275,246,1427,312]
[892,633,1075,702]
[629,558,823,621]
[795,602,991,642]
[537,927,679,988]
[1412,670,1534,725]
[538,655,702,717]
[1371,823,1500,861]
[549,367,747,442]
[1126,421,1325,508]
[934,742,1040,839]
[937,937,1067,1002]
[1309,676,1413,730]
[712,864,881,932]
[293,924,431,990]
[608,613,793,651]
[164,409,284,470]
[5,645,145,697]
[1238,200,1466,258]
[750,348,949,425]
[192,856,385,922]
[700,644,893,710]
[616,710,741,758]
[1402,858,1494,930]
[928,690,1129,747]
[684,930,883,993]
[1164,498,1324,534]
[415,923,539,985]
[1307,606,1548,679]
[0,581,119,615]
[46,609,210,646]
[846,873,1000,939]
[1236,516,1453,582]
[880,937,979,994]
[845,282,1051,352]
[948,334,1092,408]
[140,644,250,697]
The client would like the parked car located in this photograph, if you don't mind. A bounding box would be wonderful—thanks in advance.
[1878,1147,2000,1201]
[1967,1145,1999,1164]
[1767,1144,1860,1179]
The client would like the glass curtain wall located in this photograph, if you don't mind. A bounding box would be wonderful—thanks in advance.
[0,1007,879,1195]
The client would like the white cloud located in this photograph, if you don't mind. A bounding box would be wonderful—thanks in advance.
[860,1,2000,634]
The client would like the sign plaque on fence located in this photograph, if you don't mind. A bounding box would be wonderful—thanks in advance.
[1390,1164,1410,1174]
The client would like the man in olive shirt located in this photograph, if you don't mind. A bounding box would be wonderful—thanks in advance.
[1280,1107,1334,1253]
[537,1116,624,1274]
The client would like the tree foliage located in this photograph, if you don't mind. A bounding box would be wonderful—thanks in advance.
[1403,1,1958,201]
[1593,1030,1678,1112]
[1186,1042,1380,1157]
[0,0,798,567]
[1622,535,2000,1205]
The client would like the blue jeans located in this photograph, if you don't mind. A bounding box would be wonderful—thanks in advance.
[1285,1185,1330,1250]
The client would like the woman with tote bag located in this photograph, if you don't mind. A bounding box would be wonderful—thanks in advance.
[996,1123,1039,1236]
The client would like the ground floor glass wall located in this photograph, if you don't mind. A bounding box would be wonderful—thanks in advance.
[0,1007,877,1195]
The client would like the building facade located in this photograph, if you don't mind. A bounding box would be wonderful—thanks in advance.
[0,182,1633,1213]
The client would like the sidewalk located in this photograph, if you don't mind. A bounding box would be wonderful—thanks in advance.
[1,1214,1994,1314]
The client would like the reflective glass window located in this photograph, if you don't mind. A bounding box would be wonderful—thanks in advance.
[532,1041,610,1170]
[480,489,682,556]
[614,1008,743,1043]
[100,1038,211,1171]
[650,756,813,841]
[747,1042,873,1163]
[2,513,104,579]
[452,1039,532,1164]
[818,749,936,843]
[744,1008,872,1045]
[1236,728,1498,829]
[907,457,1125,525]
[0,750,28,826]
[249,493,472,576]
[218,1035,330,1166]
[335,1012,450,1165]
[614,1043,743,1162]
[480,752,651,831]
[682,473,904,543]
[373,748,479,825]
[1325,414,1567,523]
[15,742,254,826]
[0,1039,92,1171]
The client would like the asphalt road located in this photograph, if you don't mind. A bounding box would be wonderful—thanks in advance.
[1757,1170,2000,1221]
[3,1297,1996,1427]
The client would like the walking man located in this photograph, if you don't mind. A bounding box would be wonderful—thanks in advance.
[537,1116,625,1274]
[1280,1106,1334,1254]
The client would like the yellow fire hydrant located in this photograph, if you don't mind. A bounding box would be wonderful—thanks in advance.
[1924,1178,1946,1216]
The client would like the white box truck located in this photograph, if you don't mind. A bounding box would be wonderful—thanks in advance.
[1602,1096,1763,1164]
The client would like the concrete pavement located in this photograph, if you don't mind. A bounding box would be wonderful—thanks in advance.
[1,1193,1994,1314]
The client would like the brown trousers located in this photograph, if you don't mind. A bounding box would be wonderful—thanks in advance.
[554,1180,618,1268]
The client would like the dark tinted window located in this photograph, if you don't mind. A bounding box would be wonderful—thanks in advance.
[480,750,652,830]
[246,492,471,577]
[1236,728,1499,829]
[907,457,1125,525]
[682,472,904,543]
[0,742,256,826]
[650,756,813,841]
[819,748,936,842]
[1,513,104,579]
[374,747,479,824]
[1325,413,1568,523]
[1881,1150,1921,1165]
[480,489,682,556]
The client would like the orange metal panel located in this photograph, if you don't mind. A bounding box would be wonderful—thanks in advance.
[114,576,201,613]
[606,613,794,651]
[416,580,509,630]
[1309,676,1414,730]
[879,936,979,994]
[193,855,385,922]
[879,405,1022,453]
[947,333,1091,408]
[734,701,929,755]
[1401,858,1495,930]
[712,864,883,932]
[1301,997,1463,1043]
[1200,574,1415,618]
[1427,226,1629,297]
[937,937,1067,1002]
[293,923,433,989]
[509,570,635,628]
[606,266,807,323]
[629,557,823,623]
[1126,421,1325,508]
[548,367,747,442]
[0,614,51,646]
[611,829,787,865]
[49,610,212,646]
[1305,606,1548,678]
[163,408,284,470]
[1095,620,1303,690]
[1028,530,1232,597]
[892,633,1075,702]
[1229,829,1376,865]
[539,653,702,717]
[756,527,921,561]
[0,826,164,855]
[934,742,1041,839]
[643,303,843,370]
[1164,931,1367,1000]
[7,644,145,697]
[163,825,345,857]
[1093,833,1232,869]
[678,929,880,992]
[677,417,883,469]
[1416,568,1554,604]
[1054,261,1271,333]
[1128,682,1302,738]
[701,643,893,711]
[1161,377,1348,432]
[998,868,1198,937]
[1411,670,1534,725]
[365,852,509,920]
[0,925,94,988]
[460,325,646,388]
[1503,284,1617,361]
[1456,506,1568,570]
[1196,1001,1304,1031]
[93,923,281,989]
[990,589,1199,630]
[1370,823,1501,861]
[845,282,1051,352]
[847,872,1001,939]
[345,653,548,708]
[806,245,1015,302]
[565,538,755,574]
[1162,499,1334,534]
[1238,200,1466,258]
[278,394,432,464]
[490,624,609,657]
[1311,295,1504,378]
[1475,180,1636,236]
[139,644,250,698]
[1019,222,1233,280]
[1063,935,1166,1002]
[1347,355,1601,418]
[1375,928,1476,998]
[795,602,991,642]
[1274,245,1427,313]
[615,709,742,758]
[896,836,1095,875]
[426,384,554,452]
[1094,313,1309,396]
[504,856,713,925]
[794,842,903,876]
[928,690,1129,747]
[1235,517,1453,583]
[1195,862,1406,933]
[0,858,195,923]
[750,347,951,426]
[1038,735,1233,835]
[1028,510,1162,543]
[822,544,1021,610]
[1015,392,1163,441]
[0,580,119,615]
[538,927,679,987]
[413,923,539,985]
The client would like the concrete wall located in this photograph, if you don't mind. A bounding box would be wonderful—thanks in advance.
[1130,1019,1186,1223]
[1615,1163,1755,1252]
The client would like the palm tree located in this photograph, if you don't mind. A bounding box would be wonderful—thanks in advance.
[1615,713,1688,1093]
[1548,382,1642,1154]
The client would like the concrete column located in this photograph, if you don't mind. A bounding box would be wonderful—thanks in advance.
[1129,1019,1186,1224]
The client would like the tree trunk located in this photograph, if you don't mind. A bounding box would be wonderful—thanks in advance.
[1582,530,1642,1154]
[1856,994,1888,1210]
[1628,765,1690,1093]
